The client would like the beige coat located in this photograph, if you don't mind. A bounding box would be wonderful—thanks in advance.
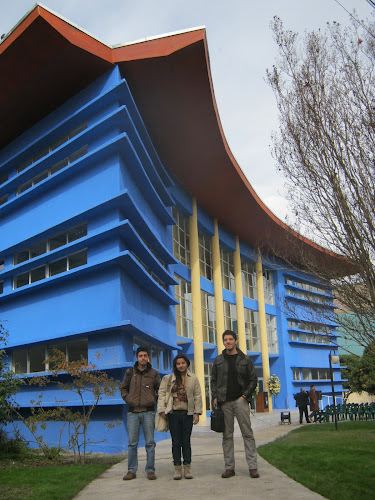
[157,370,203,416]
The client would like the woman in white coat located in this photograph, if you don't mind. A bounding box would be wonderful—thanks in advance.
[157,353,202,480]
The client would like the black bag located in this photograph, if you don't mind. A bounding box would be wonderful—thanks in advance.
[210,406,225,433]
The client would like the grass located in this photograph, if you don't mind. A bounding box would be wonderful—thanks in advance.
[0,447,124,500]
[258,421,375,500]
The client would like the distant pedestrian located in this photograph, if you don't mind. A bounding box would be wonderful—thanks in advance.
[308,385,319,422]
[294,388,311,424]
[157,353,202,480]
[120,346,160,481]
[211,330,260,479]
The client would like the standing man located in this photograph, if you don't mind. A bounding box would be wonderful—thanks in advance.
[308,385,319,422]
[120,346,160,480]
[211,330,259,479]
[294,388,311,424]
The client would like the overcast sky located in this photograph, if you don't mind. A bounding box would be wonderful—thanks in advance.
[0,0,372,223]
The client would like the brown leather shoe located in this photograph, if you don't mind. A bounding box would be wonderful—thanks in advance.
[123,471,136,480]
[221,469,235,478]
[249,469,260,478]
[147,472,157,480]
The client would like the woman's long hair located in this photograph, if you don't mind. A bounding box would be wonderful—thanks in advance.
[172,353,190,383]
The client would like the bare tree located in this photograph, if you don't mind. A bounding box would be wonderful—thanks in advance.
[267,15,375,353]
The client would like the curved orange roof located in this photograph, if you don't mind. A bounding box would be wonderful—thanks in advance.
[0,5,351,272]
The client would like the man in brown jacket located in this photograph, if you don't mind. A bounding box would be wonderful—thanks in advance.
[120,346,160,480]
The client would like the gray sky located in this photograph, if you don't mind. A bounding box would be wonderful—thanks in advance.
[0,0,372,223]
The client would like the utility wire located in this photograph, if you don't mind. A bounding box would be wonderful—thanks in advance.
[333,0,375,40]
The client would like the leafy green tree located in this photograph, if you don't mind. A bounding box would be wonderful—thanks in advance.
[341,342,375,395]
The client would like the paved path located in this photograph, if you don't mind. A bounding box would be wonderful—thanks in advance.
[74,411,325,500]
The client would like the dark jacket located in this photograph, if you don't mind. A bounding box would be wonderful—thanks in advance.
[294,391,309,408]
[120,362,160,412]
[211,349,257,404]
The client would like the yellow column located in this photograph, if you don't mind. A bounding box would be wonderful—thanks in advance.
[189,198,206,419]
[234,236,246,353]
[212,219,225,354]
[256,250,273,412]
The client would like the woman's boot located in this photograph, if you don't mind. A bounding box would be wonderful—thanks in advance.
[184,463,193,479]
[173,465,182,480]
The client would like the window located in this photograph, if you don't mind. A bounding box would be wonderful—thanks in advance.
[17,121,88,174]
[302,368,312,381]
[241,259,257,300]
[0,282,3,294]
[221,248,235,292]
[204,363,214,411]
[266,314,278,354]
[292,368,301,380]
[14,223,87,265]
[198,232,213,281]
[223,301,237,333]
[244,309,260,352]
[17,146,88,195]
[289,332,299,341]
[201,291,216,344]
[0,259,4,272]
[0,173,8,185]
[172,208,190,267]
[263,270,275,305]
[13,249,87,289]
[12,339,88,374]
[175,275,193,339]
[0,195,8,206]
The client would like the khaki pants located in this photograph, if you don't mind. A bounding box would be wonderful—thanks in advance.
[221,398,257,470]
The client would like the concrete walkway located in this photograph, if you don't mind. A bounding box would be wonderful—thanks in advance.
[74,410,325,500]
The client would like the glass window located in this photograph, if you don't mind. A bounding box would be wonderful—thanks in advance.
[302,368,311,381]
[69,146,87,163]
[33,146,49,162]
[0,195,8,205]
[293,367,301,380]
[32,170,49,186]
[0,173,8,185]
[221,248,235,292]
[223,301,237,333]
[50,158,69,175]
[30,241,47,259]
[29,345,46,373]
[49,233,67,251]
[50,133,69,151]
[201,291,216,344]
[17,181,32,195]
[0,259,4,272]
[263,270,275,305]
[244,309,260,352]
[198,232,213,281]
[49,258,67,276]
[175,276,193,339]
[14,272,29,288]
[311,369,319,380]
[30,266,46,283]
[14,250,29,265]
[172,207,190,267]
[68,339,88,363]
[289,332,299,341]
[68,225,87,243]
[266,314,278,354]
[13,349,27,374]
[241,259,257,300]
[204,362,213,411]
[69,250,87,270]
[0,281,3,294]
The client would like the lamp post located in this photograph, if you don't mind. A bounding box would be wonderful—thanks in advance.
[329,351,340,430]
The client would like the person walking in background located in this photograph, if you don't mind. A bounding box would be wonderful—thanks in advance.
[308,384,319,422]
[211,330,260,479]
[157,353,202,480]
[120,346,160,481]
[294,388,311,424]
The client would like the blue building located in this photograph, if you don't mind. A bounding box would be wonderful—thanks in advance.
[0,5,345,452]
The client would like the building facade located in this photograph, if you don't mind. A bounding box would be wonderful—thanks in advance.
[0,6,345,452]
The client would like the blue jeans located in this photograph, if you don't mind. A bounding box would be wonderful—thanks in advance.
[168,412,194,465]
[127,411,156,473]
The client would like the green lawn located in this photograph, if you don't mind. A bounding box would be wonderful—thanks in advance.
[258,421,375,500]
[0,449,124,500]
